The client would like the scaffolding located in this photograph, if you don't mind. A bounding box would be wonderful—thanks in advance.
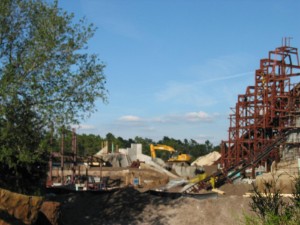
[220,39,300,175]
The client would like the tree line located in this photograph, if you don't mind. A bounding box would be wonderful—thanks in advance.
[53,130,220,162]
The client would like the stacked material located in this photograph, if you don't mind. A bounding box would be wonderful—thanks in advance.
[191,151,221,166]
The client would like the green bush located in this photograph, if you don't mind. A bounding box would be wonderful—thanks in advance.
[244,176,300,225]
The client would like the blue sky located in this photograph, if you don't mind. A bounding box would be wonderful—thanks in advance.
[58,0,300,145]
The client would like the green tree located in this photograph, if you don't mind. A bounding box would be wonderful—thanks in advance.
[0,0,107,194]
[116,136,135,149]
[77,133,102,156]
[0,97,48,194]
[0,0,107,126]
[105,133,116,152]
[205,140,213,153]
[186,139,206,161]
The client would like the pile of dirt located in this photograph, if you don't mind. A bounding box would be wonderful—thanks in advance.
[160,196,252,225]
[191,151,221,166]
[43,186,253,225]
[0,184,255,225]
[219,183,253,196]
[52,188,173,224]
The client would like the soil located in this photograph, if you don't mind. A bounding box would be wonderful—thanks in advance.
[45,183,254,225]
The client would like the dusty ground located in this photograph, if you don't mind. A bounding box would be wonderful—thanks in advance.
[44,165,255,225]
[45,183,254,225]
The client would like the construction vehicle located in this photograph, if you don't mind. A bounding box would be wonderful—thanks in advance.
[150,144,192,164]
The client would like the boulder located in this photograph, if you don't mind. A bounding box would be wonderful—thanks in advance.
[39,201,61,225]
[0,188,43,224]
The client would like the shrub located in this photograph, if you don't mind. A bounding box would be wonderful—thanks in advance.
[244,176,300,225]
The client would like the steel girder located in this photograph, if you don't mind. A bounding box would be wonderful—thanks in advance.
[221,42,300,172]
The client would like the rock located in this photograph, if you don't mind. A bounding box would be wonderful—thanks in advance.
[0,210,25,225]
[0,188,43,224]
[39,201,61,225]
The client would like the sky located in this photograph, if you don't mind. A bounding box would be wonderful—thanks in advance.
[57,0,300,145]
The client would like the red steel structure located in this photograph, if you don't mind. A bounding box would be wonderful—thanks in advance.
[221,39,300,174]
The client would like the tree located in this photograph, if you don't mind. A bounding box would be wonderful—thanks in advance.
[77,133,103,156]
[0,97,48,194]
[0,0,107,194]
[205,140,213,153]
[0,0,107,126]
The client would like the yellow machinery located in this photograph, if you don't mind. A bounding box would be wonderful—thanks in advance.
[149,144,192,163]
[189,173,207,183]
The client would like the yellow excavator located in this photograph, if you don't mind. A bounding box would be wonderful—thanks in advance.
[149,144,191,164]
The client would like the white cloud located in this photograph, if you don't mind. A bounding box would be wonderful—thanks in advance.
[184,111,213,122]
[117,111,216,126]
[118,115,142,122]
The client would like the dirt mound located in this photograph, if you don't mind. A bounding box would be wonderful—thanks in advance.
[56,187,173,224]
[191,151,221,166]
[219,183,253,196]
[47,186,253,225]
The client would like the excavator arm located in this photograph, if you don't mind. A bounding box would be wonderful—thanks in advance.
[149,144,191,163]
[150,144,176,159]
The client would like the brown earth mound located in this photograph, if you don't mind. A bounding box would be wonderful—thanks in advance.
[0,184,254,225]
[0,188,43,225]
[42,185,253,225]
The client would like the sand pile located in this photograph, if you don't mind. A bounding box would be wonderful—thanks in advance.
[191,151,221,166]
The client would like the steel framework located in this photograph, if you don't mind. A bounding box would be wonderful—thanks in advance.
[220,40,300,174]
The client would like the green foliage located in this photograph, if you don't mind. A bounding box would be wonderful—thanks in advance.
[249,178,285,219]
[244,177,300,225]
[77,134,103,156]
[292,176,300,207]
[0,0,107,127]
[0,0,107,194]
[0,98,48,194]
[244,211,297,225]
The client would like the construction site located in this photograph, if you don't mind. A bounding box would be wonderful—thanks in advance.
[46,39,300,194]
[2,41,300,224]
